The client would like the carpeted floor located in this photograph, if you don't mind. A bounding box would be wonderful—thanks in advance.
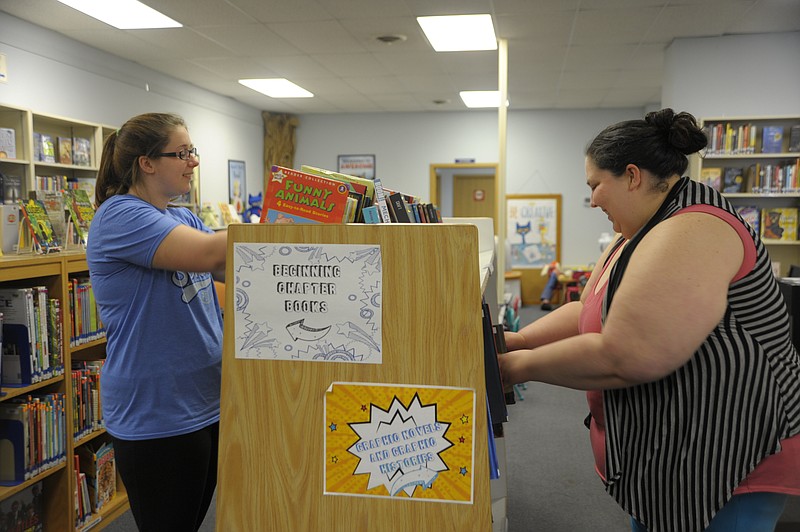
[103,304,800,532]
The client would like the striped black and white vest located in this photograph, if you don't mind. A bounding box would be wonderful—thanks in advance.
[601,176,800,532]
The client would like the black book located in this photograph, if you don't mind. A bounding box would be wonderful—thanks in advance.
[789,125,800,153]
[387,192,412,223]
[482,299,508,426]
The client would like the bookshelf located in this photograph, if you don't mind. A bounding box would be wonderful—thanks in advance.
[217,223,494,531]
[0,252,129,531]
[0,103,110,202]
[693,115,800,276]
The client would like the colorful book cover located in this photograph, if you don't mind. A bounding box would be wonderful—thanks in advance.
[0,480,43,528]
[57,137,73,165]
[761,126,784,153]
[301,165,378,223]
[0,127,16,159]
[72,137,91,166]
[65,189,95,247]
[35,190,68,247]
[260,165,349,224]
[735,205,760,235]
[78,441,116,512]
[722,167,744,193]
[19,198,61,253]
[761,207,798,241]
[698,167,722,191]
[39,134,55,163]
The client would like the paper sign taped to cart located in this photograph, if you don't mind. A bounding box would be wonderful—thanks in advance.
[324,382,476,503]
[232,243,382,363]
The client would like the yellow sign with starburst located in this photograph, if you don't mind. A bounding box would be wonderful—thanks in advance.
[324,382,476,503]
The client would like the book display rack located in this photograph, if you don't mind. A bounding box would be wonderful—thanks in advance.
[694,116,800,276]
[0,252,128,531]
[217,223,495,531]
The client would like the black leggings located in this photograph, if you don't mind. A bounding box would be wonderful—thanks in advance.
[111,422,219,532]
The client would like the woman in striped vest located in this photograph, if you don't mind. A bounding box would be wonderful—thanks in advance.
[500,108,800,532]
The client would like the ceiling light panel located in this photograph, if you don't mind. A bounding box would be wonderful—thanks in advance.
[55,0,182,29]
[417,14,497,52]
[239,78,314,98]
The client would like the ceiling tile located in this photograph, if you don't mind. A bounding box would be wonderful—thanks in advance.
[192,25,302,56]
[144,0,256,26]
[267,20,367,54]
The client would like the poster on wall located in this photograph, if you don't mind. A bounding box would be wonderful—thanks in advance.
[337,154,376,180]
[231,242,382,363]
[324,381,476,503]
[228,159,246,214]
[506,194,561,268]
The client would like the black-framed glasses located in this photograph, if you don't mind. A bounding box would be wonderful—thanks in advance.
[156,147,198,160]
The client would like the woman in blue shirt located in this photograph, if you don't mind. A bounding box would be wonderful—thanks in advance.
[87,113,227,531]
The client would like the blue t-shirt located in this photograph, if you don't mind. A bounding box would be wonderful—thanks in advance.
[87,195,222,440]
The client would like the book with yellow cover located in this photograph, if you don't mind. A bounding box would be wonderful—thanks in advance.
[761,207,798,241]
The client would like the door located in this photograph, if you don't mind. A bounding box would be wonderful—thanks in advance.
[453,174,496,220]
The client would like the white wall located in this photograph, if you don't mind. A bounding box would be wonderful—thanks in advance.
[663,32,800,117]
[0,11,263,207]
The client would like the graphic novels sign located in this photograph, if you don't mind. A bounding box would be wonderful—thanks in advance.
[506,194,561,268]
[324,382,476,503]
[232,243,382,363]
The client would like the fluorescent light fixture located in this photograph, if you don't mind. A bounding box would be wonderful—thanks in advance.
[55,0,181,29]
[459,91,508,108]
[239,79,314,98]
[417,14,497,52]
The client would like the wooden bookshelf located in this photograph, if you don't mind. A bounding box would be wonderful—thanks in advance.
[0,252,127,531]
[217,223,493,531]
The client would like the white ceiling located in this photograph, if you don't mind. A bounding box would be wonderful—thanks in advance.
[2,0,799,114]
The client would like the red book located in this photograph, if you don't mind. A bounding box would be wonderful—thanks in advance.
[260,165,349,224]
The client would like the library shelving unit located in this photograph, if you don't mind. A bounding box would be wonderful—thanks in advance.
[693,115,800,276]
[217,223,494,531]
[0,102,112,200]
[0,252,129,531]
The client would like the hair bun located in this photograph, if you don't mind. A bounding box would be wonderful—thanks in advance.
[646,108,706,155]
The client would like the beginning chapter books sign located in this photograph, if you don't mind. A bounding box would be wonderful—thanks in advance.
[324,382,476,503]
[232,243,382,363]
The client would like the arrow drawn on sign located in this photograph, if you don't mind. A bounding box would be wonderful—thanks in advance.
[286,319,332,341]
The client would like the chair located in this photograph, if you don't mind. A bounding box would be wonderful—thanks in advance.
[561,270,590,305]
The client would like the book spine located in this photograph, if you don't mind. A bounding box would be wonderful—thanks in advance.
[372,178,393,223]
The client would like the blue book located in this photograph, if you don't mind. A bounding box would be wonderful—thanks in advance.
[2,324,36,386]
[762,126,783,153]
[361,205,381,224]
[0,403,28,484]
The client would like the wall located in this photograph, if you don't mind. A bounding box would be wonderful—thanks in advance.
[663,32,800,116]
[0,11,263,207]
[295,108,640,266]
